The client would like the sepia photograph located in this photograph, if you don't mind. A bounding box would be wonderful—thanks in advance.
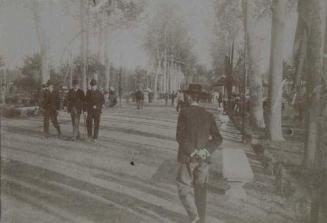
[0,0,326,222]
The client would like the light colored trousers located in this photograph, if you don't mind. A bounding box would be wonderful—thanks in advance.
[176,161,209,223]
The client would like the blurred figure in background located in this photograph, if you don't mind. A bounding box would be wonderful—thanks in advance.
[135,87,144,110]
[176,90,184,112]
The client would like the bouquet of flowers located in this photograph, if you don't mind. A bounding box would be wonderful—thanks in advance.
[190,148,210,161]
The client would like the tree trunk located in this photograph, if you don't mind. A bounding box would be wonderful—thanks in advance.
[104,13,111,92]
[32,0,49,84]
[80,0,87,92]
[86,1,90,89]
[303,0,325,169]
[243,0,266,129]
[153,54,160,101]
[268,0,286,141]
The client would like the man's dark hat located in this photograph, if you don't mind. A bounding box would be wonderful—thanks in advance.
[185,84,202,95]
[42,83,47,88]
[72,79,79,85]
[90,79,97,86]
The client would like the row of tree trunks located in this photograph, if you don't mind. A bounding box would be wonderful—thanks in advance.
[268,0,286,141]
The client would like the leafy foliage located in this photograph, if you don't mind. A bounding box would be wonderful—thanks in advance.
[144,1,195,78]
[14,54,42,94]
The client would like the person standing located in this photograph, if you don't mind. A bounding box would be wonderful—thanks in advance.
[85,79,105,142]
[176,90,184,112]
[164,92,169,106]
[135,87,144,110]
[176,84,223,223]
[64,79,85,141]
[43,80,62,138]
[171,91,176,106]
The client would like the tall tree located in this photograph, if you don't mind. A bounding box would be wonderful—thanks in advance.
[31,0,49,84]
[144,1,194,95]
[242,0,266,129]
[91,0,145,91]
[80,0,88,91]
[294,0,326,169]
[268,0,286,141]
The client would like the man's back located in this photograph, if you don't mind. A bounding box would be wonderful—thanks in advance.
[176,105,222,163]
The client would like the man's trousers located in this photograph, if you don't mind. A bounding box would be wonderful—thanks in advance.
[43,110,61,136]
[70,112,81,140]
[86,111,101,139]
[176,161,209,223]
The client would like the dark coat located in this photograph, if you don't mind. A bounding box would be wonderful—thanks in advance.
[135,90,144,100]
[42,90,61,112]
[176,105,223,163]
[85,89,105,113]
[64,89,85,114]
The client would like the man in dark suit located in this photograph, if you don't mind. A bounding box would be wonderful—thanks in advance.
[43,80,61,138]
[85,79,105,142]
[64,79,85,141]
[176,84,223,223]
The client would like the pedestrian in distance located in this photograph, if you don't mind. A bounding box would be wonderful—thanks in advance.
[135,87,144,110]
[63,79,85,141]
[42,80,62,138]
[164,92,169,106]
[39,83,48,114]
[176,90,184,112]
[176,84,223,223]
[84,79,105,142]
[171,91,176,106]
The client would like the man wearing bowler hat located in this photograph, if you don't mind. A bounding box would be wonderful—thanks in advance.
[43,80,62,138]
[64,79,85,141]
[176,84,223,223]
[85,79,105,142]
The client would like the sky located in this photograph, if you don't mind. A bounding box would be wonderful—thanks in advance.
[0,0,217,70]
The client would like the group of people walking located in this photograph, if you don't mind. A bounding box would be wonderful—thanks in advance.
[40,79,105,142]
[40,79,223,223]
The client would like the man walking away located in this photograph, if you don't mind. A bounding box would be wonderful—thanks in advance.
[64,79,85,141]
[176,84,223,223]
[43,80,62,138]
[85,79,105,142]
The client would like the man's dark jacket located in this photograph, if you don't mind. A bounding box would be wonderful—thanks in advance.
[85,89,105,113]
[176,105,223,163]
[64,89,85,113]
[42,90,61,112]
[135,90,144,100]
